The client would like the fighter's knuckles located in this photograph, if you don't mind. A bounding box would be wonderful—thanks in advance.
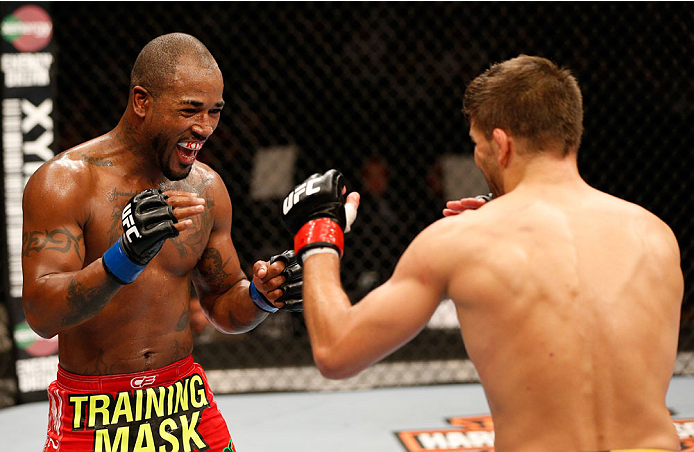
[252,261,269,279]
[265,288,286,303]
[264,274,287,291]
[269,259,287,275]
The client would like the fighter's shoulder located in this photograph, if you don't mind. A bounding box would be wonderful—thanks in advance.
[24,146,94,198]
[626,198,679,249]
[411,209,493,256]
[603,192,671,230]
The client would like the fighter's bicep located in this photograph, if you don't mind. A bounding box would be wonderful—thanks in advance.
[353,236,447,342]
[194,230,245,297]
[22,169,87,277]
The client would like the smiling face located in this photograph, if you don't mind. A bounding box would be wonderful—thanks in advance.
[145,56,225,181]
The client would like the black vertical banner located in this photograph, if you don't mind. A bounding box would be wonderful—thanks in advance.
[1,2,58,403]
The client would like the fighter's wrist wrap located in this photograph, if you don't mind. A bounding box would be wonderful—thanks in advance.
[249,281,279,313]
[294,218,344,261]
[301,247,340,263]
[102,239,146,285]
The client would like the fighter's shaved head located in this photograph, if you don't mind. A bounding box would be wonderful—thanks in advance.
[130,33,218,97]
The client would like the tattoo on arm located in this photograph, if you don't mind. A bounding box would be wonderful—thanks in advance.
[22,228,84,261]
[198,248,233,292]
[62,277,112,328]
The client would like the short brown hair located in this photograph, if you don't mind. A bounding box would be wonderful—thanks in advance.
[463,55,583,155]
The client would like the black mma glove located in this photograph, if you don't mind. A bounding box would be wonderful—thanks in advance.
[102,188,179,284]
[249,250,304,313]
[282,169,351,263]
[271,250,303,311]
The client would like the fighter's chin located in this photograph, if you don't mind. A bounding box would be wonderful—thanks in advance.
[162,164,193,182]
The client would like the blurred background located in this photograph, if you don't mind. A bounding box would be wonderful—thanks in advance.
[1,1,692,406]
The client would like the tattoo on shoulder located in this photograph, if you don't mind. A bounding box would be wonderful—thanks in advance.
[22,227,84,261]
[198,248,233,292]
[81,153,113,167]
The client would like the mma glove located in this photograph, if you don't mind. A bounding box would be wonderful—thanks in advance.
[102,188,179,284]
[281,169,355,263]
[249,250,304,313]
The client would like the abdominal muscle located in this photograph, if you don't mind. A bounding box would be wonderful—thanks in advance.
[57,272,197,376]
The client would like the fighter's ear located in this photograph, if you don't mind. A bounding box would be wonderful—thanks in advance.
[131,86,151,119]
[492,128,511,167]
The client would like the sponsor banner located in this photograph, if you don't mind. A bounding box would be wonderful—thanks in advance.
[396,414,694,452]
[1,2,57,402]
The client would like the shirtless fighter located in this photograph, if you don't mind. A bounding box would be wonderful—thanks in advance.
[282,56,684,451]
[22,33,301,451]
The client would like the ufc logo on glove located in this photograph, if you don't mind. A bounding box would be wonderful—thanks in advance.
[122,203,142,243]
[283,177,322,214]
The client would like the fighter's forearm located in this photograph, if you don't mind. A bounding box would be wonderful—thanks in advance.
[200,279,270,334]
[302,253,360,378]
[23,258,122,338]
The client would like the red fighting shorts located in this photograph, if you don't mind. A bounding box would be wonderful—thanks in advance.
[43,355,236,452]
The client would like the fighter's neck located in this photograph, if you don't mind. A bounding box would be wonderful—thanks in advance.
[504,152,585,194]
[106,124,166,185]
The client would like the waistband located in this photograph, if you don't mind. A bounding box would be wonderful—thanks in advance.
[56,355,196,392]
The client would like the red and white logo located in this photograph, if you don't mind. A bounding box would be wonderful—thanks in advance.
[396,415,694,452]
[130,375,157,389]
[1,4,53,52]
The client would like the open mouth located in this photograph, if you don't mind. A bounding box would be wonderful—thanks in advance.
[176,141,203,165]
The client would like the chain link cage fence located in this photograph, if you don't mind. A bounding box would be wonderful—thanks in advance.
[2,2,692,396]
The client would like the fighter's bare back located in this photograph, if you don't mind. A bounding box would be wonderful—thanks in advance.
[442,182,683,451]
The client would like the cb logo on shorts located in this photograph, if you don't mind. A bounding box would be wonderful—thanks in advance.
[130,375,157,389]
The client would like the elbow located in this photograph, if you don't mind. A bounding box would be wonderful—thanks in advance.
[25,314,59,339]
[312,346,361,380]
[23,296,59,339]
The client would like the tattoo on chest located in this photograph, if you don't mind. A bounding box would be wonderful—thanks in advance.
[107,187,138,203]
[23,227,84,261]
[106,180,214,258]
[159,180,215,258]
